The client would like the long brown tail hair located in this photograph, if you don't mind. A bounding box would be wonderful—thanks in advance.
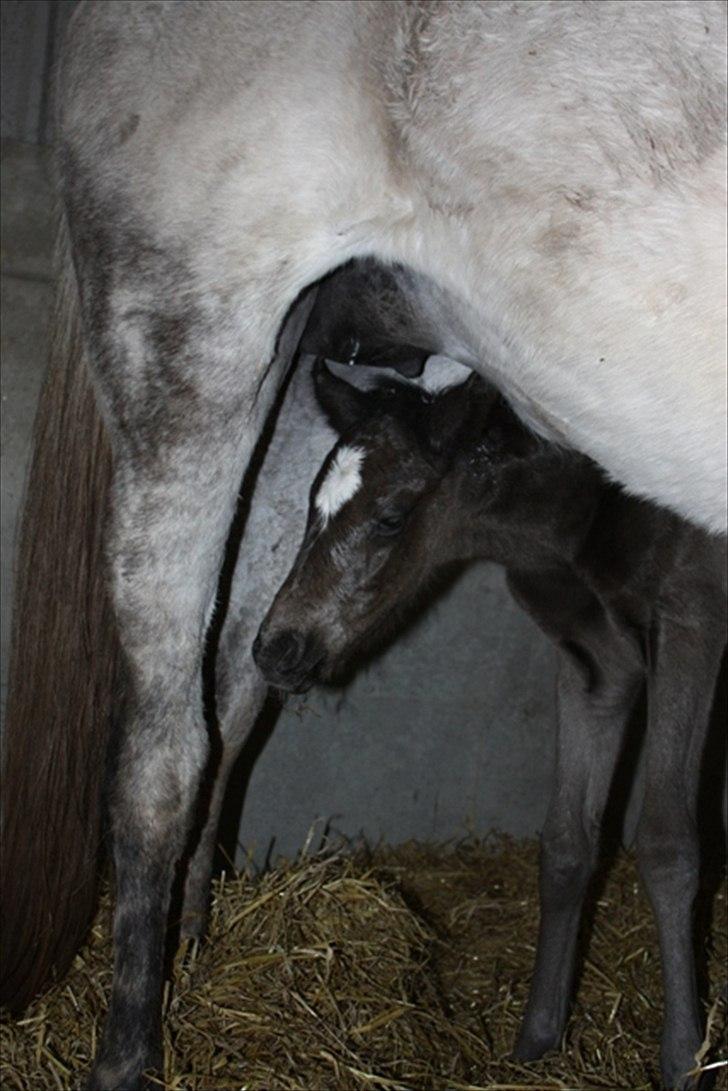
[0,211,118,1010]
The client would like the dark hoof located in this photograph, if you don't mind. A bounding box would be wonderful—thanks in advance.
[661,1064,706,1091]
[85,1073,159,1091]
[85,1057,162,1091]
[512,1028,560,1062]
[661,1035,710,1090]
[179,907,209,943]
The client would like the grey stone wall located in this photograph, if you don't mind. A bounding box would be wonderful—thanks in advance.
[1,0,76,144]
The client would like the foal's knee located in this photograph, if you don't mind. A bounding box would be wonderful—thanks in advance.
[539,828,596,909]
[636,822,699,903]
[636,796,700,903]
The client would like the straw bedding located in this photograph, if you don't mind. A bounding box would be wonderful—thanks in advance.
[2,837,725,1090]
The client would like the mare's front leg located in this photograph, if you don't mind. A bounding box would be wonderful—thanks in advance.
[508,571,644,1063]
[635,575,725,1091]
[83,297,290,1090]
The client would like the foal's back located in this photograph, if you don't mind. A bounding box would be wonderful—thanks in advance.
[449,388,725,656]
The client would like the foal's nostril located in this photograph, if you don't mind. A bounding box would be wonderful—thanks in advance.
[277,630,306,670]
[253,629,306,674]
[253,628,327,691]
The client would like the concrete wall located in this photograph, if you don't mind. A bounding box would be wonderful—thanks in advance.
[1,0,76,144]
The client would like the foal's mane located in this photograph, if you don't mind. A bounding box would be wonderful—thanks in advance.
[368,372,536,469]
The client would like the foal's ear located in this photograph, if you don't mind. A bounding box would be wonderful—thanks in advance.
[425,372,484,459]
[313,358,376,434]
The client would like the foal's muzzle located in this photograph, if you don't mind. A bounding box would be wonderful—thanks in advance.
[252,629,326,692]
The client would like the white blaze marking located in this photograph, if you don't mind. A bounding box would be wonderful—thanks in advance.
[315,445,365,524]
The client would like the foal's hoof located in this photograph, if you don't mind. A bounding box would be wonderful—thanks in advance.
[511,1026,560,1063]
[661,1062,706,1091]
[661,1032,712,1090]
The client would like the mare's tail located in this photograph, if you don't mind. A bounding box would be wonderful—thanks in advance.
[0,211,118,1010]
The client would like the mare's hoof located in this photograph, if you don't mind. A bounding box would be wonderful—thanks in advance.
[85,1054,163,1091]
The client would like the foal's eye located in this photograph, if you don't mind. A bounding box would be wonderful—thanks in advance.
[372,511,406,538]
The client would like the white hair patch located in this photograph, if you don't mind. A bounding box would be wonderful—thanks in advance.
[315,445,365,523]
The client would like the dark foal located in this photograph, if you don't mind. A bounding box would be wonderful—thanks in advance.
[255,361,726,1091]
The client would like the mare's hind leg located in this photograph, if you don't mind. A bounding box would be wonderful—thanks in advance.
[89,382,277,1089]
[508,571,643,1063]
[635,594,725,1091]
[81,283,315,1090]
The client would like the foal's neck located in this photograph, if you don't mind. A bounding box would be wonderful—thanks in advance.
[459,439,605,572]
[451,405,676,605]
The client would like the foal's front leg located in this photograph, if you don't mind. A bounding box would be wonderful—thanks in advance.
[635,598,725,1091]
[511,576,643,1063]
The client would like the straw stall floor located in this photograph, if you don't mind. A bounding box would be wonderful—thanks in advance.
[2,838,726,1090]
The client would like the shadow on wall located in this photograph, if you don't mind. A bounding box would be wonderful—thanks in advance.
[212,644,727,875]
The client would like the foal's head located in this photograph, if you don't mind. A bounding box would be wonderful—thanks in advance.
[253,360,594,692]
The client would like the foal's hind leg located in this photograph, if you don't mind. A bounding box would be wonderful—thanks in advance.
[509,573,643,1063]
[635,598,725,1091]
